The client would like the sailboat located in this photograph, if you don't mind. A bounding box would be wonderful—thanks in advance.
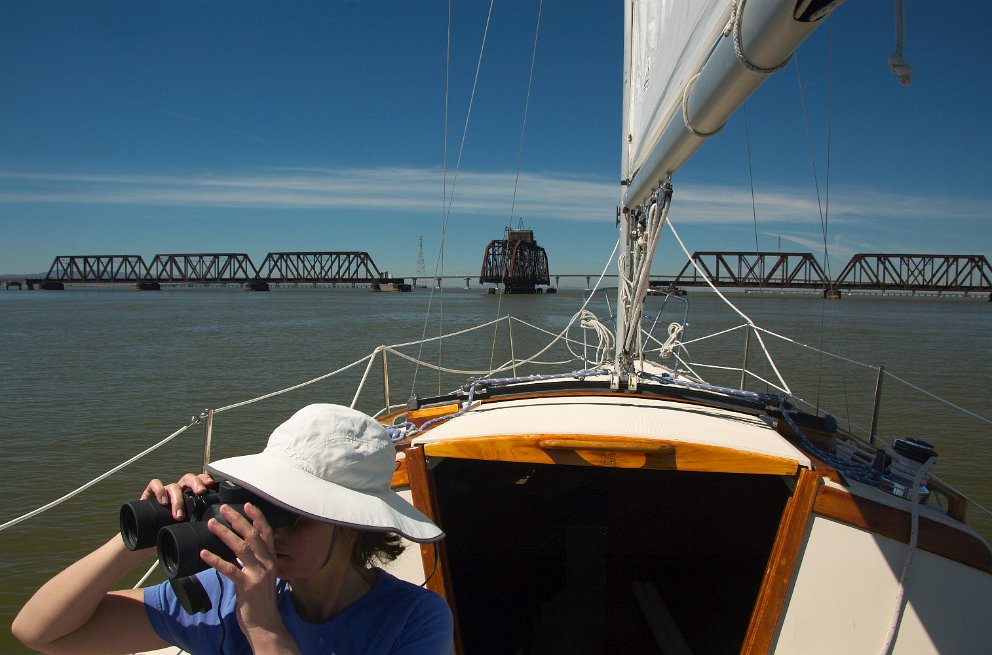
[7,1,989,654]
[371,1,992,653]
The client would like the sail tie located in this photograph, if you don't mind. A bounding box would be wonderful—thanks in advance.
[731,0,792,75]
[681,73,725,138]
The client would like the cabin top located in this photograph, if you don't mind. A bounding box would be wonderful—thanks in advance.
[410,395,812,468]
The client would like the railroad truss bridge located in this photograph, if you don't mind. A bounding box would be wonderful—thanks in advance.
[31,252,410,291]
[649,252,992,299]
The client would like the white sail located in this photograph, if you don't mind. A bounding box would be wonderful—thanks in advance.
[622,0,729,193]
[622,0,845,209]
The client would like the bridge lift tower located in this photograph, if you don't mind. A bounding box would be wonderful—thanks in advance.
[479,222,551,294]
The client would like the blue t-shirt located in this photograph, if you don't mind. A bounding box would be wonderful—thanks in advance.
[144,569,453,654]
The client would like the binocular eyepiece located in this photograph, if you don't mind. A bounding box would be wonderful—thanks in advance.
[119,480,298,613]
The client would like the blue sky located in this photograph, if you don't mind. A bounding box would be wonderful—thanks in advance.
[0,0,989,278]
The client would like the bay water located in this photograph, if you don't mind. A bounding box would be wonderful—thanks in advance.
[1,285,989,652]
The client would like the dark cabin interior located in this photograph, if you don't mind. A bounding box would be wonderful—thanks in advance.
[429,457,792,654]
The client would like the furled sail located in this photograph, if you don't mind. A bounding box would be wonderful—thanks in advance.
[621,0,845,209]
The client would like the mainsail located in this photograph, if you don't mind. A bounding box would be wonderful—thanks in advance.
[621,0,845,208]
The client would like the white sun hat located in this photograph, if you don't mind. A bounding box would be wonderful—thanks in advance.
[205,403,443,543]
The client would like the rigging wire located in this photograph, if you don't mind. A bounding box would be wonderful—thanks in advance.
[414,0,497,395]
[489,0,545,374]
[664,214,792,396]
[507,0,543,229]
[742,104,762,288]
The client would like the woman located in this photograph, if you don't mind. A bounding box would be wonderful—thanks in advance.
[13,404,453,654]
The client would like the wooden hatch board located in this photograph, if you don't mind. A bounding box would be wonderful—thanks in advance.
[415,433,800,476]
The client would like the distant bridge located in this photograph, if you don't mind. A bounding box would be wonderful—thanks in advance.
[21,252,992,299]
[647,252,992,298]
[34,252,406,289]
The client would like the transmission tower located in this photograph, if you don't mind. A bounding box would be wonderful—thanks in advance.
[416,236,427,280]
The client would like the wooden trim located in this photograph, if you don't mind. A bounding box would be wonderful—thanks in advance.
[390,455,410,489]
[408,403,461,426]
[741,468,821,654]
[422,434,799,476]
[403,445,464,654]
[814,485,992,574]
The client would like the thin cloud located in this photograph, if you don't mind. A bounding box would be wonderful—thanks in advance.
[0,168,986,228]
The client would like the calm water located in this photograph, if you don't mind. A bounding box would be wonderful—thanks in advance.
[1,286,990,652]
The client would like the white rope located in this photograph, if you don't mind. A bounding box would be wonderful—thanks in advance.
[214,353,375,414]
[0,420,197,532]
[682,72,724,138]
[658,322,684,359]
[132,561,159,589]
[879,455,937,654]
[665,215,792,395]
[351,346,384,409]
[732,0,792,74]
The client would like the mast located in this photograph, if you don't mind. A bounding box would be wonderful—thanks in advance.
[615,0,845,377]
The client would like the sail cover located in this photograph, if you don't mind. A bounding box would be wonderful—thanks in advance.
[623,0,731,189]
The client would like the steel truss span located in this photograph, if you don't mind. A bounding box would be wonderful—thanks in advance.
[147,254,257,283]
[834,254,992,292]
[651,252,992,294]
[38,252,397,284]
[46,255,148,282]
[256,252,385,283]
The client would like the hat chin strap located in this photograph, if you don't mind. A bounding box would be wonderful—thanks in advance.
[321,525,342,569]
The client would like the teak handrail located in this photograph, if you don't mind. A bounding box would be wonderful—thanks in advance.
[538,438,675,454]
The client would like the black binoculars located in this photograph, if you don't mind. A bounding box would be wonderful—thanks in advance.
[119,480,297,613]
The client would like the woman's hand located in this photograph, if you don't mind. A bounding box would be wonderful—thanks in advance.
[202,503,300,654]
[140,471,215,521]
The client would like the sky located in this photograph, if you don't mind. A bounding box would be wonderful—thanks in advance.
[0,0,989,279]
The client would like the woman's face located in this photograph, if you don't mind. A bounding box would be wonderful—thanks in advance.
[271,517,343,579]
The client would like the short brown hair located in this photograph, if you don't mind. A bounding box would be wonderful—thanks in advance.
[352,530,405,568]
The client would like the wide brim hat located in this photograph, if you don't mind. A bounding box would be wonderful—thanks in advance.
[206,403,443,543]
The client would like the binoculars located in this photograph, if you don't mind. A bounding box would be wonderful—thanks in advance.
[119,480,297,613]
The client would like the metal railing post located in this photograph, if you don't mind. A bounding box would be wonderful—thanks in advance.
[739,326,751,390]
[869,366,885,445]
[200,408,214,471]
[508,317,518,377]
[381,349,391,414]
